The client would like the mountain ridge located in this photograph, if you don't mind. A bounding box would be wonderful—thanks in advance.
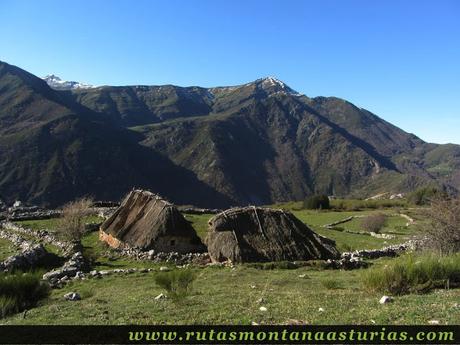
[1,60,458,207]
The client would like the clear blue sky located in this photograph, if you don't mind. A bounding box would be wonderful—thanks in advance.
[1,0,459,144]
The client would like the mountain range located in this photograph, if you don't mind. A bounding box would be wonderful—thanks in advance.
[0,60,459,208]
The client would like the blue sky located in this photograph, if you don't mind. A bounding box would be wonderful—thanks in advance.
[1,0,459,144]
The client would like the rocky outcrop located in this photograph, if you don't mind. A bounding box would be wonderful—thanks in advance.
[0,243,56,272]
[42,252,87,287]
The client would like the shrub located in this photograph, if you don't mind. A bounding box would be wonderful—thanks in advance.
[362,253,460,295]
[423,197,460,254]
[57,197,93,241]
[407,187,441,205]
[303,195,330,210]
[155,269,196,303]
[360,213,387,233]
[0,271,50,318]
[330,199,407,211]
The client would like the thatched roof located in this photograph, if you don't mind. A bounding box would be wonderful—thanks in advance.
[100,190,204,251]
[205,207,340,263]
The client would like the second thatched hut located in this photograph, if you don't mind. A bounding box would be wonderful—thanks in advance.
[205,207,340,263]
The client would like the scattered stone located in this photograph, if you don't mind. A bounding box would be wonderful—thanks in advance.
[256,298,265,304]
[318,307,324,312]
[179,207,222,215]
[74,271,85,279]
[428,320,440,325]
[1,243,53,272]
[64,292,81,301]
[284,319,308,325]
[154,293,166,300]
[42,252,87,286]
[259,306,267,312]
[379,296,393,304]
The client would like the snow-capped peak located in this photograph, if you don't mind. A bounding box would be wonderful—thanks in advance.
[43,74,95,90]
[256,76,299,95]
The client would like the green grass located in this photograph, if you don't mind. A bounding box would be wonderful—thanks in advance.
[15,218,61,232]
[291,209,416,251]
[0,271,50,318]
[183,213,211,240]
[155,269,196,303]
[362,253,460,295]
[3,265,459,325]
[1,206,458,325]
[15,215,103,233]
[0,238,18,261]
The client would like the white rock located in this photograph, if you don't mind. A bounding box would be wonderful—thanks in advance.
[64,292,81,301]
[159,266,170,272]
[154,293,166,300]
[428,320,440,325]
[298,274,307,278]
[75,271,85,279]
[259,306,267,312]
[379,295,393,304]
[318,307,324,312]
[250,285,256,289]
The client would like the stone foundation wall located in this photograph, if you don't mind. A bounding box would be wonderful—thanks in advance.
[152,235,205,254]
[99,230,204,253]
[99,229,124,249]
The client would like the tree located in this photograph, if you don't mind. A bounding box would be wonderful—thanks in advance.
[407,187,441,205]
[303,195,330,210]
[57,197,93,242]
[360,213,387,233]
[423,197,460,254]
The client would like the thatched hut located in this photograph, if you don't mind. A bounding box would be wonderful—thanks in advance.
[100,190,204,253]
[205,207,340,263]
